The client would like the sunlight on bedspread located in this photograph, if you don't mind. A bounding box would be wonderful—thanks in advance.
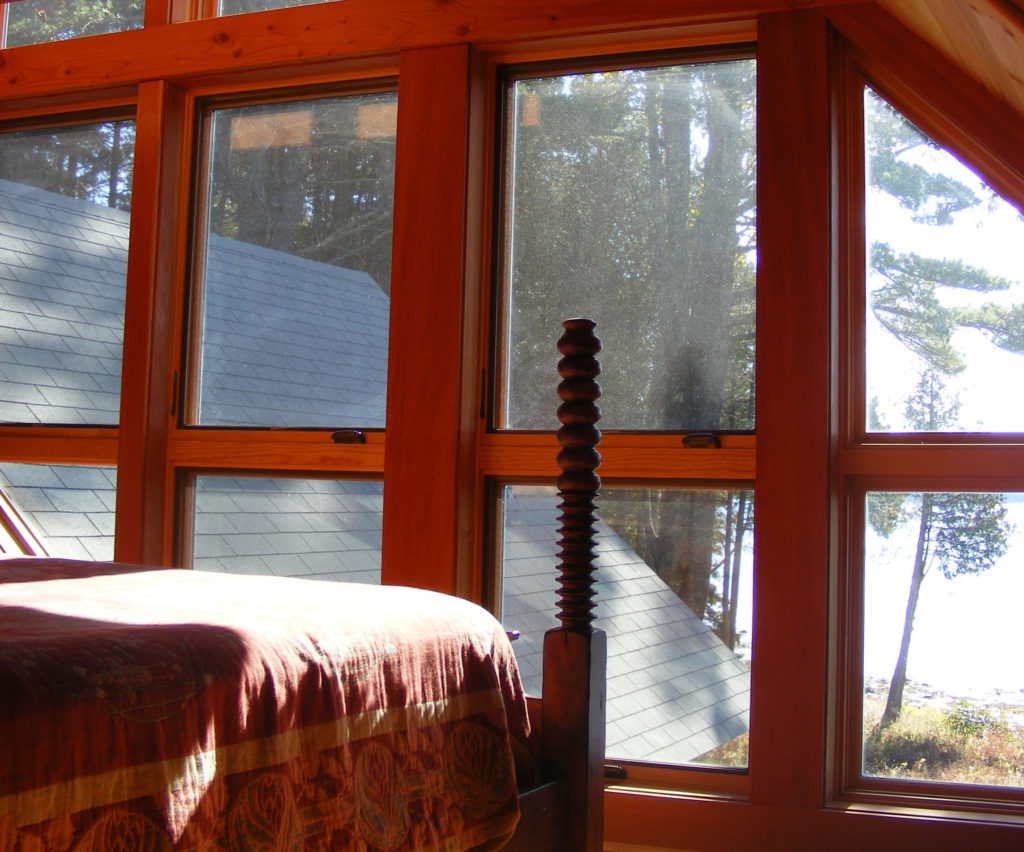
[0,560,529,851]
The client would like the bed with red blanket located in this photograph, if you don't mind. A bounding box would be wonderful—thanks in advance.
[0,319,606,852]
[0,559,529,850]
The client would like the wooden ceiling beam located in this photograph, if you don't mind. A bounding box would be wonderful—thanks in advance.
[0,0,825,103]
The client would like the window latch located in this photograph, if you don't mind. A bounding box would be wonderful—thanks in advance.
[331,429,366,444]
[682,432,721,449]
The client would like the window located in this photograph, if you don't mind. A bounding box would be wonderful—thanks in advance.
[861,489,1021,789]
[2,0,143,47]
[0,462,115,559]
[190,474,382,583]
[840,84,1024,802]
[218,0,324,13]
[174,86,396,574]
[863,89,1024,435]
[498,484,752,767]
[0,119,134,426]
[492,52,756,772]
[1,2,1023,845]
[0,116,133,557]
[190,92,396,429]
[499,57,756,433]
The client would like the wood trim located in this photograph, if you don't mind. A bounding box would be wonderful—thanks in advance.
[838,445,1024,480]
[605,787,1024,850]
[0,1,829,104]
[144,0,174,28]
[826,3,1024,212]
[0,430,118,465]
[0,485,46,555]
[750,8,833,810]
[477,443,754,481]
[173,0,210,23]
[114,80,187,565]
[873,0,1024,117]
[381,43,480,595]
[166,430,386,471]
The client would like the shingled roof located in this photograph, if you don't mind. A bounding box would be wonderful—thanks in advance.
[502,486,750,763]
[0,178,750,765]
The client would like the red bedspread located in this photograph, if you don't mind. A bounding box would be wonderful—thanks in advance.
[0,559,529,851]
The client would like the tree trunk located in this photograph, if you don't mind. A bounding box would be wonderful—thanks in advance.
[721,490,749,650]
[880,494,933,729]
[108,121,123,209]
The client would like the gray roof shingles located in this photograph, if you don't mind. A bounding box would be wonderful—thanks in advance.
[0,178,750,765]
[499,486,750,764]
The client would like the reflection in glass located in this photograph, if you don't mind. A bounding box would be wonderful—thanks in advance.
[0,121,135,425]
[219,0,324,13]
[862,491,1022,788]
[499,484,753,767]
[865,88,1024,433]
[194,93,396,428]
[0,463,116,560]
[3,0,143,47]
[499,59,756,431]
[192,475,383,584]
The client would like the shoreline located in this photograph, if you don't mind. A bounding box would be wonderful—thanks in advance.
[864,676,1024,728]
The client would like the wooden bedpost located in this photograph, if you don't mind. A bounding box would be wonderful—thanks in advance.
[541,318,606,852]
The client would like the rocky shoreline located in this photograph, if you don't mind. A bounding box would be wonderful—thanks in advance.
[864,676,1024,728]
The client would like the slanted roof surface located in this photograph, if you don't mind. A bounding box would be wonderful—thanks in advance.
[0,177,389,428]
[0,179,125,425]
[200,236,388,427]
[0,178,750,764]
[502,486,749,763]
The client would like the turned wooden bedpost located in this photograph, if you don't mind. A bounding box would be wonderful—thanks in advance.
[542,318,606,852]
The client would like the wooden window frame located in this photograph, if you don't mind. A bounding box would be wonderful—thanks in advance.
[828,30,1024,816]
[0,3,1021,848]
[483,43,758,795]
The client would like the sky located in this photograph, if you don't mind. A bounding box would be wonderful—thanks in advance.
[864,496,1024,694]
[861,100,1024,696]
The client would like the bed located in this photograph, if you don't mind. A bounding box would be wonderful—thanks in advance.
[0,319,606,852]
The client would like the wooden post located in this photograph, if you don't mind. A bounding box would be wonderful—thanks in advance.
[541,318,606,852]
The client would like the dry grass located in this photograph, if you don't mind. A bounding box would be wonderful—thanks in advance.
[695,732,748,768]
[863,696,1024,787]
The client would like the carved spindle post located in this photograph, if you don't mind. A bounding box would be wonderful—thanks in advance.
[542,318,605,852]
[554,318,602,631]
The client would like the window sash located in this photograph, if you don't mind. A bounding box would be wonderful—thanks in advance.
[835,64,1024,810]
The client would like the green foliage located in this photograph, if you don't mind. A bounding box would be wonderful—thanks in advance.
[205,94,396,291]
[867,491,908,538]
[3,0,143,47]
[928,492,1011,579]
[869,243,1016,374]
[954,303,1024,352]
[864,697,1024,786]
[865,707,965,777]
[866,93,978,226]
[944,699,1005,739]
[0,121,134,210]
[865,89,1024,377]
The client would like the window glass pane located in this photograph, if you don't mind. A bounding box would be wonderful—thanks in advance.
[862,491,1023,787]
[500,484,752,767]
[0,121,134,425]
[865,88,1024,433]
[194,93,395,428]
[192,475,382,584]
[499,59,756,431]
[0,462,116,560]
[218,0,323,13]
[2,0,144,47]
